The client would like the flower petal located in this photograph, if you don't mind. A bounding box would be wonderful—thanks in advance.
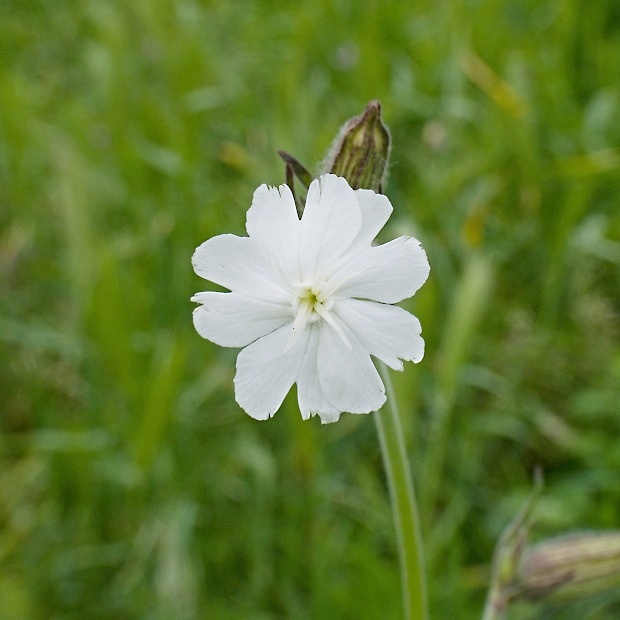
[334,236,430,303]
[317,320,385,414]
[245,183,301,282]
[192,234,289,302]
[334,299,425,370]
[192,291,293,348]
[296,324,342,423]
[299,174,362,282]
[234,324,309,420]
[352,188,393,247]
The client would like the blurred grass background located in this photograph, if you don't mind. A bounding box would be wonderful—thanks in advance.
[1,0,619,618]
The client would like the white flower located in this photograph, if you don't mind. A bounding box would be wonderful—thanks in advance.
[191,174,430,424]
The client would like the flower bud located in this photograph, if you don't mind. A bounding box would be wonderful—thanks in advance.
[322,100,391,192]
[518,531,620,601]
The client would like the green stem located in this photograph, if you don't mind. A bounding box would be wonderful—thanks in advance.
[481,584,507,620]
[375,363,429,620]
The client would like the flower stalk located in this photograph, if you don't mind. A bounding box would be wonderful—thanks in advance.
[376,363,429,620]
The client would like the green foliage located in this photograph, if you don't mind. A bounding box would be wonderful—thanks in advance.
[1,0,619,617]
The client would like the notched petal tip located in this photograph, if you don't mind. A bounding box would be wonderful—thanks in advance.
[253,180,295,204]
[319,411,342,424]
[190,292,208,304]
[411,337,425,364]
[406,236,431,288]
[191,306,214,343]
[238,403,274,422]
[388,359,405,372]
[334,235,430,304]
[233,372,277,421]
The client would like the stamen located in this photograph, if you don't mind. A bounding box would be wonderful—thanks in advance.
[314,304,352,350]
[284,298,313,352]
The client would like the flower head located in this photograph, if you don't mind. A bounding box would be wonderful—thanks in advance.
[191,174,429,423]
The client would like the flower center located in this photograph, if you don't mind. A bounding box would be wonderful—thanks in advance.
[270,258,354,352]
[286,282,351,351]
[291,284,333,324]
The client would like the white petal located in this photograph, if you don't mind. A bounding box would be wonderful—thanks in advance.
[245,183,301,282]
[316,409,341,424]
[234,324,310,420]
[299,174,362,282]
[352,188,393,247]
[191,291,293,348]
[192,234,289,302]
[334,236,430,303]
[320,190,394,290]
[317,320,385,414]
[334,299,425,370]
[296,324,342,422]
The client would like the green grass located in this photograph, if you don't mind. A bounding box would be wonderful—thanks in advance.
[1,0,619,618]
